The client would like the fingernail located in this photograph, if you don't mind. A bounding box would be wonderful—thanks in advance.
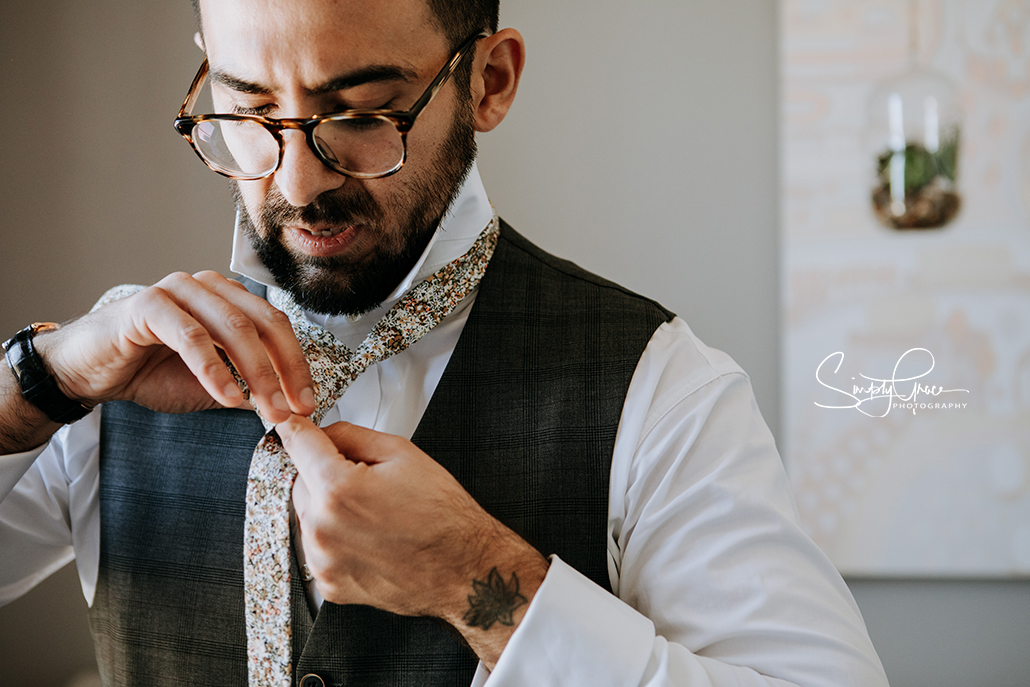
[224,382,242,402]
[300,387,316,409]
[271,391,290,413]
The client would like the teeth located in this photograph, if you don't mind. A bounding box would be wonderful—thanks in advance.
[309,227,344,238]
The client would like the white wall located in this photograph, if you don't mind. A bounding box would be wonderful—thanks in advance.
[1,1,1027,686]
[477,0,781,434]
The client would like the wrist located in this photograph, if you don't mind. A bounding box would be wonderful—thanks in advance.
[0,350,63,454]
[4,323,92,425]
[444,528,550,670]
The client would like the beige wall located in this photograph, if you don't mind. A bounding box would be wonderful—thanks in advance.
[0,1,235,331]
[1,3,227,681]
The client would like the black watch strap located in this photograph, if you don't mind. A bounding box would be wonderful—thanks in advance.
[3,323,92,424]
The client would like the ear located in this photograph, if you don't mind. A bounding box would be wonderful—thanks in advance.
[469,28,526,133]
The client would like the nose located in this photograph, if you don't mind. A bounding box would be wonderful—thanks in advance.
[273,129,346,207]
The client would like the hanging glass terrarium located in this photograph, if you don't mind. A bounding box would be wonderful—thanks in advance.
[868,0,962,230]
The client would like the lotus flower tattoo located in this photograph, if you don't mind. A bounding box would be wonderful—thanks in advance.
[462,568,528,630]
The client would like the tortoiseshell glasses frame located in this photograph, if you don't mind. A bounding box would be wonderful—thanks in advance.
[173,30,488,181]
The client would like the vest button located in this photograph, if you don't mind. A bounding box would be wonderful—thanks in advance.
[300,674,325,687]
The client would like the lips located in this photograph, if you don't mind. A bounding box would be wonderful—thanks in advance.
[284,223,362,258]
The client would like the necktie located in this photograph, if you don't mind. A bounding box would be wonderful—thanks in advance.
[240,216,499,687]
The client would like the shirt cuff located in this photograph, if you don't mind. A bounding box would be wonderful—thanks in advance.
[0,443,48,502]
[478,554,655,687]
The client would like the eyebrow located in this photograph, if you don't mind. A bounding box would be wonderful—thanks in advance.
[208,64,421,96]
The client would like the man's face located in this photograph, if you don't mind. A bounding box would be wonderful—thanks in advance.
[200,0,478,315]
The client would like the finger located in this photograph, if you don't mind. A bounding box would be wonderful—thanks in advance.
[191,272,315,413]
[292,471,311,524]
[321,421,398,465]
[193,272,316,415]
[129,344,225,412]
[288,473,324,593]
[277,415,352,485]
[150,273,286,418]
[148,273,294,423]
[223,278,250,291]
[126,284,245,409]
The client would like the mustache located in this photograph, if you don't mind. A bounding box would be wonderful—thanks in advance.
[265,188,379,228]
[229,180,385,234]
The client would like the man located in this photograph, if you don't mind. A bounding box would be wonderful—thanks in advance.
[0,0,888,685]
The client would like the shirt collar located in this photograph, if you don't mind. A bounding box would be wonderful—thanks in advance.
[230,160,493,342]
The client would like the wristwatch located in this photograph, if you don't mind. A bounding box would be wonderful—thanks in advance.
[3,323,92,424]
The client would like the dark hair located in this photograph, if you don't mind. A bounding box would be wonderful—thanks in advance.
[426,0,498,52]
[428,0,497,99]
[190,0,497,96]
[189,1,497,51]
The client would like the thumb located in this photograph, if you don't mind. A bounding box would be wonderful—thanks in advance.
[276,414,349,481]
[321,421,399,465]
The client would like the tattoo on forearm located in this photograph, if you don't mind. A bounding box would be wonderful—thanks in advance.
[462,568,527,631]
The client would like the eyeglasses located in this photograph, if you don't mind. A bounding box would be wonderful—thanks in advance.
[174,31,488,181]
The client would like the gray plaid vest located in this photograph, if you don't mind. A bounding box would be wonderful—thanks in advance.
[88,223,674,686]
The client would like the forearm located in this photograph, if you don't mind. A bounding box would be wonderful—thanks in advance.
[0,408,102,605]
[478,557,888,687]
[0,358,62,454]
[0,452,77,603]
[443,529,550,671]
[474,322,888,686]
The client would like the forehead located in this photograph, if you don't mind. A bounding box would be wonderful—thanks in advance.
[198,0,446,90]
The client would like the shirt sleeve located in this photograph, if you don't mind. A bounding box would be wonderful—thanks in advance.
[474,318,888,687]
[0,445,48,503]
[0,408,102,606]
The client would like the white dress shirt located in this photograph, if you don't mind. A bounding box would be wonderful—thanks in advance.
[0,163,888,687]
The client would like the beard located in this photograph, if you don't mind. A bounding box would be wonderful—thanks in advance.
[232,101,477,316]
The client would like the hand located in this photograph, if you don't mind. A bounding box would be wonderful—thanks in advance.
[280,416,550,668]
[37,271,315,421]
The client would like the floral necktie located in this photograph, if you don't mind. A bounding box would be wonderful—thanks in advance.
[239,216,498,687]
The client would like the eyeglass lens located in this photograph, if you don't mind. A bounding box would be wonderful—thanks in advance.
[192,116,405,178]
